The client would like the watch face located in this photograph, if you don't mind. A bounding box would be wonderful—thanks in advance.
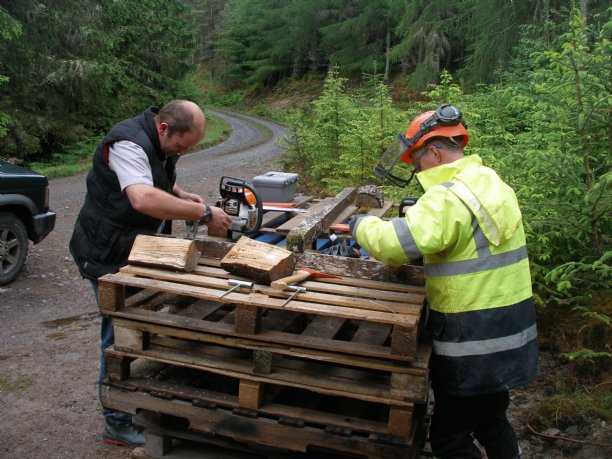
[202,205,213,223]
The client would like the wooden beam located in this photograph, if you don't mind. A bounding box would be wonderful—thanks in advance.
[284,188,357,252]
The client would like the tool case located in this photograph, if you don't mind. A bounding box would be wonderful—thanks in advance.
[252,171,299,202]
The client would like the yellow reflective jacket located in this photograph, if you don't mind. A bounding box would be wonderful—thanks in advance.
[352,155,539,395]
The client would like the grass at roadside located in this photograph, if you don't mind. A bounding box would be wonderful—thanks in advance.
[0,373,32,392]
[198,111,232,149]
[31,113,232,178]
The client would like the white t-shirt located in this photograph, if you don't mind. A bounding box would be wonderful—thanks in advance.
[108,140,156,191]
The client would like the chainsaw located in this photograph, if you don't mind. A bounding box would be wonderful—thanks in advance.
[216,176,264,240]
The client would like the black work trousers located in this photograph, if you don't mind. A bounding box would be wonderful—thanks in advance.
[429,390,520,459]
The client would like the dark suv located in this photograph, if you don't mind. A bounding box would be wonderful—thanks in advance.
[0,160,56,285]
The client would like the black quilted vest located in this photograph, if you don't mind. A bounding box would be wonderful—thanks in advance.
[70,107,177,280]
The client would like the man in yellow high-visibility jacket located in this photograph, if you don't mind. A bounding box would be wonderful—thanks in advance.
[351,105,539,459]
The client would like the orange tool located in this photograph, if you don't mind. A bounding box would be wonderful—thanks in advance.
[328,223,351,233]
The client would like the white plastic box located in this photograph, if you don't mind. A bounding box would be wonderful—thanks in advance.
[252,171,299,203]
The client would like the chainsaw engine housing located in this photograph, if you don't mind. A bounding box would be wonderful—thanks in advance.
[217,177,263,239]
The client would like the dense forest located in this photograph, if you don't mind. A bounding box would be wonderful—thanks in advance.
[0,0,608,161]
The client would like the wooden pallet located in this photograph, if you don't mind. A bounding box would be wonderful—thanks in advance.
[98,187,430,458]
[99,260,426,362]
[103,361,429,459]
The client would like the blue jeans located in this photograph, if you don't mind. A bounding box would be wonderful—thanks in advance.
[91,280,132,427]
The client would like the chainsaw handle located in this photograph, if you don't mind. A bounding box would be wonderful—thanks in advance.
[242,181,263,234]
[219,176,264,236]
[271,270,312,290]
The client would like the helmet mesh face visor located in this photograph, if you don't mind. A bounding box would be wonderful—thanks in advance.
[373,135,417,186]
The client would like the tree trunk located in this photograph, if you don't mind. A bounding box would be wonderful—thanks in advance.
[384,19,391,81]
[579,0,588,22]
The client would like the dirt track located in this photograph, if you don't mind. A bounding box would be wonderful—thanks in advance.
[0,110,289,458]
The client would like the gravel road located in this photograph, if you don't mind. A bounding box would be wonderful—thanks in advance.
[0,110,290,459]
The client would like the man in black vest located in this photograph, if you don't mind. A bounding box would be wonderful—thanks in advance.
[70,100,232,448]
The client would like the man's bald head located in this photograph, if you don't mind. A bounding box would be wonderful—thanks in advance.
[155,100,206,156]
[157,100,205,138]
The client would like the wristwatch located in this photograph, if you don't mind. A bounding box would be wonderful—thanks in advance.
[200,204,213,224]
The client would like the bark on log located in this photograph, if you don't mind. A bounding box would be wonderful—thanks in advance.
[355,185,384,209]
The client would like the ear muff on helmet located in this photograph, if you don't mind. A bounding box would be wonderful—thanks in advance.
[400,104,468,164]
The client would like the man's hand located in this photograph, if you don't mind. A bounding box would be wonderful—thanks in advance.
[207,206,233,234]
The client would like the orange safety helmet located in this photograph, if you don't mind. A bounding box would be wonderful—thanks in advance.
[400,104,468,163]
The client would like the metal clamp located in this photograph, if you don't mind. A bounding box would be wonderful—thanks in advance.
[219,279,253,298]
[281,286,306,306]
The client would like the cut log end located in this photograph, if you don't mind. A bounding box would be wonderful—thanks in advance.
[355,185,384,208]
[128,235,200,272]
[220,236,295,284]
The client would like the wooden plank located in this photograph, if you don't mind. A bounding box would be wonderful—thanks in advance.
[301,315,345,339]
[269,279,424,305]
[174,300,226,319]
[302,274,425,294]
[283,188,358,252]
[262,309,302,332]
[276,198,332,233]
[368,200,394,218]
[352,322,391,346]
[332,204,359,225]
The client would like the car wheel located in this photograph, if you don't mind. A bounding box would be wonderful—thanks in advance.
[0,212,29,286]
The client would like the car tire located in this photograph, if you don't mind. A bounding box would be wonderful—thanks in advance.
[0,212,29,286]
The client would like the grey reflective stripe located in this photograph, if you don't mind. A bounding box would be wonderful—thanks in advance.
[452,181,501,245]
[425,181,526,277]
[425,245,528,277]
[392,217,422,260]
[433,324,538,357]
[472,218,490,257]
